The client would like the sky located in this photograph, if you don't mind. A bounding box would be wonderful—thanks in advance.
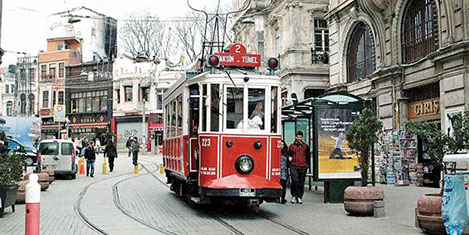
[2,0,232,65]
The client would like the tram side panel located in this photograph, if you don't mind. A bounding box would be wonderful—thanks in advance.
[269,136,282,183]
[198,134,220,186]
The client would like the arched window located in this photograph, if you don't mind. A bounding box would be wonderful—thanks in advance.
[347,22,375,83]
[402,0,438,63]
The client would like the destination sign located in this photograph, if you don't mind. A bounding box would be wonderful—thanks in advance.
[215,43,261,67]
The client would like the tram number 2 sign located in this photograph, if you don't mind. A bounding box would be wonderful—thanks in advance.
[201,138,211,147]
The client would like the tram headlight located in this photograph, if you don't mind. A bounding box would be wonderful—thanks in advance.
[235,155,254,174]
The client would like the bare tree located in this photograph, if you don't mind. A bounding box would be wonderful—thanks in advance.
[120,11,176,60]
[174,11,205,63]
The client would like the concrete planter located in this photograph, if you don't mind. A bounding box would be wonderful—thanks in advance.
[416,194,446,235]
[15,180,29,204]
[344,186,385,216]
[40,169,54,183]
[25,173,50,191]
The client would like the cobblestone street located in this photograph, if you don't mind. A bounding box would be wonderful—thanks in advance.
[0,153,437,235]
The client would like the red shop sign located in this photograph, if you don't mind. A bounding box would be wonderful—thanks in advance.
[215,43,261,67]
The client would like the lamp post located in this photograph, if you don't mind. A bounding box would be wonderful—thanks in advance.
[142,97,146,154]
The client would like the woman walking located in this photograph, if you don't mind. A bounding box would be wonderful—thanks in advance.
[280,141,290,204]
[104,140,118,172]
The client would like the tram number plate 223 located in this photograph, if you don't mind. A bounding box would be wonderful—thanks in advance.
[239,188,256,197]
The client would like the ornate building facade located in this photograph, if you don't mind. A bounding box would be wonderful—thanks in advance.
[327,0,469,133]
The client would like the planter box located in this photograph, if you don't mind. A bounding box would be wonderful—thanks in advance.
[344,186,385,216]
[416,194,446,235]
[15,180,29,204]
[0,185,18,218]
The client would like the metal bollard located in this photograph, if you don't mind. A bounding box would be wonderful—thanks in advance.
[102,157,107,174]
[25,174,40,235]
[134,165,138,175]
[160,164,164,174]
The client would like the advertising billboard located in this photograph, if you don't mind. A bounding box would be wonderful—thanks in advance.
[316,108,362,180]
[0,116,41,148]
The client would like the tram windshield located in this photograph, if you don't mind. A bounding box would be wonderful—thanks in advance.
[226,88,244,129]
[247,89,265,130]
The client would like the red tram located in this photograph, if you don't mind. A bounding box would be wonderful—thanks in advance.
[163,44,282,205]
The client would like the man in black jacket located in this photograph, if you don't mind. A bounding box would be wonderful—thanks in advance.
[126,137,133,158]
[104,140,118,172]
[84,141,97,177]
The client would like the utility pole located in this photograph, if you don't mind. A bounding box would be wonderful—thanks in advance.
[142,98,146,154]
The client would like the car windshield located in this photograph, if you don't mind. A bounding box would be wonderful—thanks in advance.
[39,142,59,155]
[7,140,20,149]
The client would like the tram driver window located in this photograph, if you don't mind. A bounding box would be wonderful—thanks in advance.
[247,88,265,130]
[226,88,244,129]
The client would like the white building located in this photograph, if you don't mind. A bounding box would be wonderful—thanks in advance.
[233,0,329,105]
[16,55,39,116]
[112,56,183,151]
[48,6,117,63]
[0,66,17,116]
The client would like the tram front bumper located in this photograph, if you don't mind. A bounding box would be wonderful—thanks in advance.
[200,174,282,198]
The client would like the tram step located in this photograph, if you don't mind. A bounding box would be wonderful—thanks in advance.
[190,197,211,205]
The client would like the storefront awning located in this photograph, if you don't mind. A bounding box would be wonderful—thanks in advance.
[41,125,62,130]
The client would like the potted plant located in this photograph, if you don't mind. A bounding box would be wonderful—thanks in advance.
[343,107,384,216]
[408,111,469,234]
[0,151,25,217]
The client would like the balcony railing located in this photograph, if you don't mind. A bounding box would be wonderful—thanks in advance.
[311,48,329,64]
[40,74,56,82]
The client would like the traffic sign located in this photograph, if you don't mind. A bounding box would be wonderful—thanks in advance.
[53,105,66,123]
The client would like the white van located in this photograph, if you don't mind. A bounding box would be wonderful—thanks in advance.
[38,139,77,179]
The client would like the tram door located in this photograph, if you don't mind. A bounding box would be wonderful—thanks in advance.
[188,84,200,173]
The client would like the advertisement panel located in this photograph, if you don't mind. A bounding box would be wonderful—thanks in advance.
[116,122,146,151]
[0,116,41,148]
[317,108,362,179]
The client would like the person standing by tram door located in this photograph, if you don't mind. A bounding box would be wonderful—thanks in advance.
[288,131,310,204]
[126,137,133,158]
[84,141,97,177]
[104,140,118,172]
[131,137,140,166]
[280,141,291,204]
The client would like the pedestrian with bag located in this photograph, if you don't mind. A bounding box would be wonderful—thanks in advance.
[131,137,140,166]
[84,141,97,177]
[104,140,118,172]
[280,140,290,204]
[288,131,310,204]
[126,137,133,158]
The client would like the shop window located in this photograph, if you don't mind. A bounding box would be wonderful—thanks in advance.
[226,87,244,129]
[347,22,375,83]
[124,86,132,102]
[71,99,78,113]
[43,91,49,108]
[248,88,265,130]
[402,0,438,64]
[210,84,220,132]
[271,86,279,133]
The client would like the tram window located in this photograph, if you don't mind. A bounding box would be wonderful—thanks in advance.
[171,100,176,137]
[210,84,220,132]
[248,89,265,130]
[189,84,200,135]
[202,85,207,132]
[271,86,279,133]
[227,87,244,129]
[177,95,183,136]
[165,104,170,138]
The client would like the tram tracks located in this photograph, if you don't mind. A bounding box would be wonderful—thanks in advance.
[139,160,309,235]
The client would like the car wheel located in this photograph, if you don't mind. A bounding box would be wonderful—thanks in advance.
[25,157,34,166]
[70,173,76,180]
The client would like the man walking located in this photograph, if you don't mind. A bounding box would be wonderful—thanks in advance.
[104,140,118,172]
[126,137,133,158]
[131,137,140,166]
[84,141,97,177]
[288,131,310,204]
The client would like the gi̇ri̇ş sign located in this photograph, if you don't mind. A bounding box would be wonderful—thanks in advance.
[215,43,261,67]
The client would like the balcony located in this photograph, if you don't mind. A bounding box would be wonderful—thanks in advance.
[41,75,56,83]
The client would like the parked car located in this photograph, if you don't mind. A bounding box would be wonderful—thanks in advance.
[5,138,38,166]
[38,139,77,179]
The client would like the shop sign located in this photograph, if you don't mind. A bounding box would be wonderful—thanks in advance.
[40,109,51,116]
[215,43,261,67]
[53,105,66,122]
[408,98,440,119]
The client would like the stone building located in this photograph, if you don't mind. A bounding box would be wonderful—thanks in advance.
[327,0,469,133]
[233,0,330,105]
[15,55,39,117]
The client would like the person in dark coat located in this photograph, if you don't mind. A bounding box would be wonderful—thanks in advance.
[126,137,133,158]
[280,140,291,204]
[104,140,118,172]
[84,141,97,177]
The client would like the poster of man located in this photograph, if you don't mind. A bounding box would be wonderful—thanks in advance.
[317,108,361,179]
